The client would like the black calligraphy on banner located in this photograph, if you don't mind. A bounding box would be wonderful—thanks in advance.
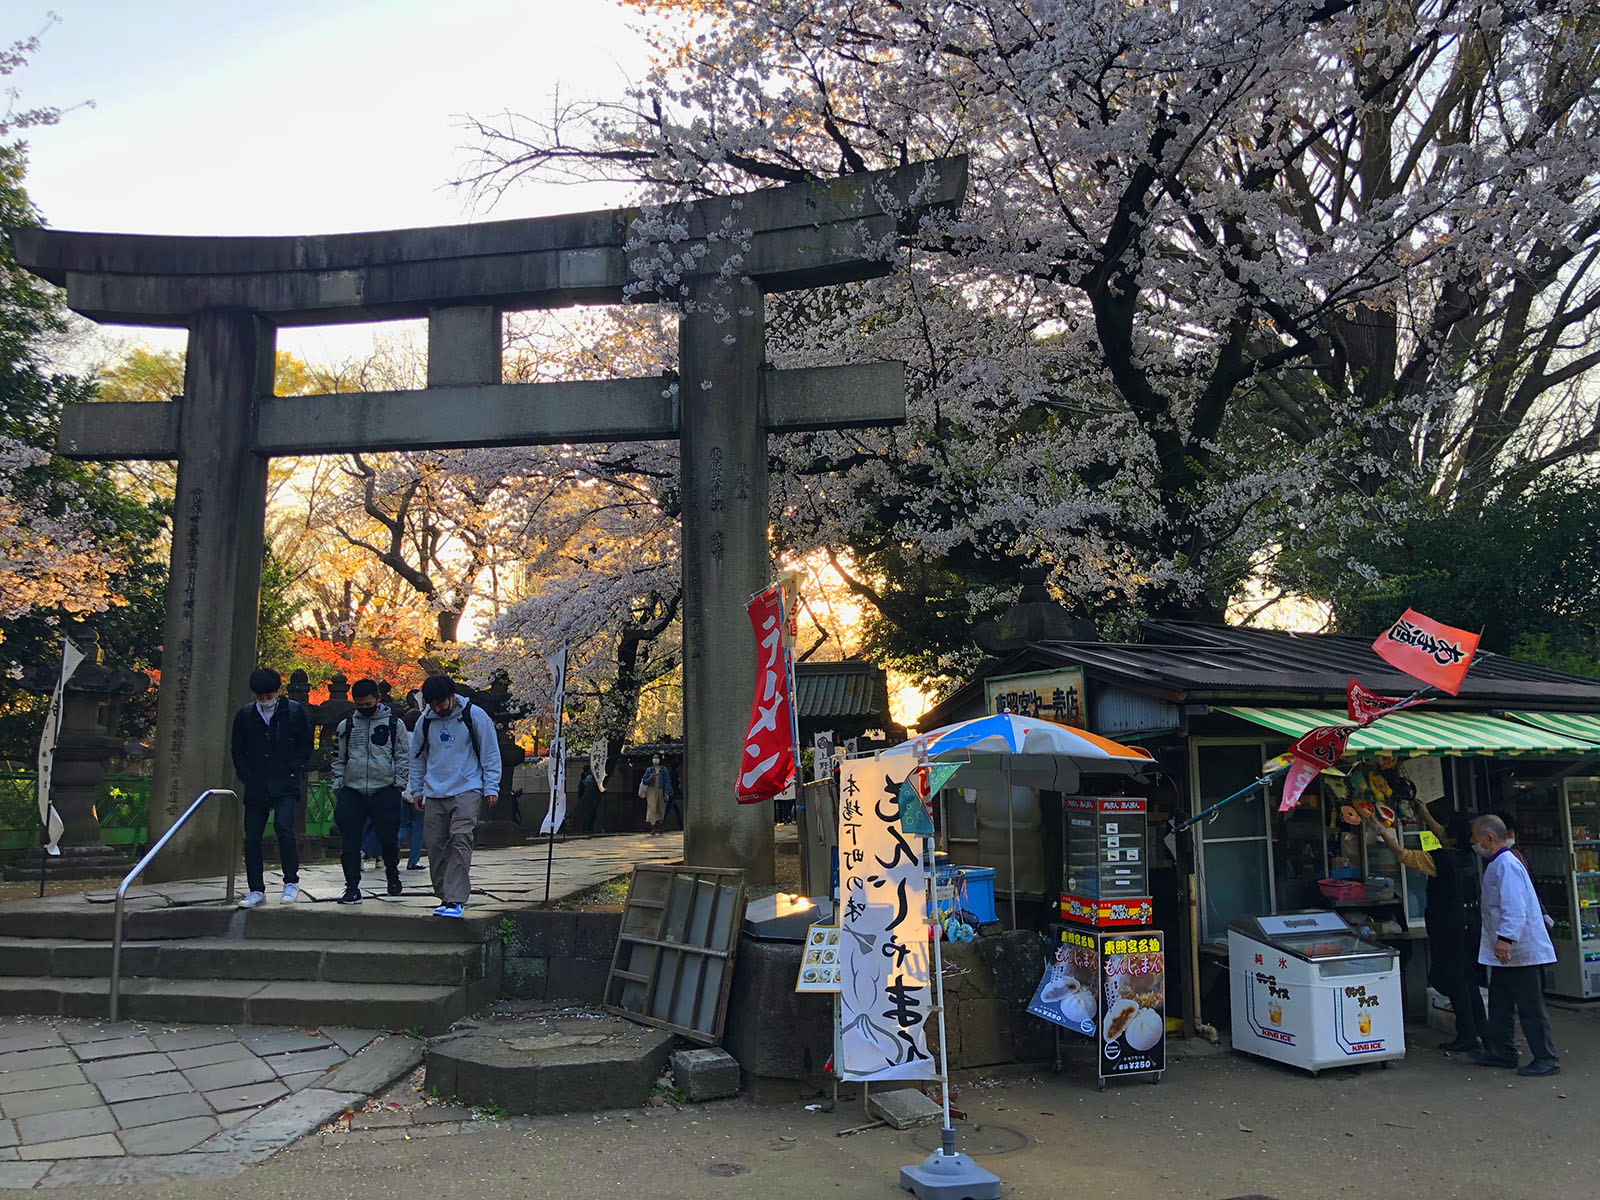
[837,757,933,1081]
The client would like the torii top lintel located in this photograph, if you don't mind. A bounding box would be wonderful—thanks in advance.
[11,158,967,328]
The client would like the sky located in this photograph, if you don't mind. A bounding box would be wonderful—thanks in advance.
[10,0,648,363]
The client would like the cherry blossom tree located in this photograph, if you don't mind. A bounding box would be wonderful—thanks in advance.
[457,0,1600,677]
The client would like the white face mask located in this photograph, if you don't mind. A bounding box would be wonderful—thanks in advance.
[256,696,279,714]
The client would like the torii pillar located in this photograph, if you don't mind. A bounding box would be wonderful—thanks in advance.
[12,157,967,884]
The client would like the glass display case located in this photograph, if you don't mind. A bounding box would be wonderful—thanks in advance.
[1521,778,1600,999]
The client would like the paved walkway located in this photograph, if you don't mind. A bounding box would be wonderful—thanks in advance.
[0,1017,419,1188]
[79,833,685,913]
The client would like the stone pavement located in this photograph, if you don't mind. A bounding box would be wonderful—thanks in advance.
[81,832,685,913]
[0,1016,420,1188]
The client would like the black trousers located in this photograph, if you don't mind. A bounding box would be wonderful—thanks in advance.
[1432,949,1486,1043]
[335,786,402,889]
[243,792,299,894]
[1485,963,1558,1065]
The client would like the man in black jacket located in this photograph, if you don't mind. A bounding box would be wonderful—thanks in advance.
[229,668,314,908]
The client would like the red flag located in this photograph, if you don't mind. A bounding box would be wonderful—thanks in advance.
[1288,724,1354,770]
[1371,609,1480,696]
[1277,756,1324,813]
[736,586,795,803]
[1346,680,1433,726]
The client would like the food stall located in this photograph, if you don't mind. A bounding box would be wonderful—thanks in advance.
[1228,910,1404,1074]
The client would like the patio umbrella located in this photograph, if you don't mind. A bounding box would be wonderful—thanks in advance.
[880,714,1155,927]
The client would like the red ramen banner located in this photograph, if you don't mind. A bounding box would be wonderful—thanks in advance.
[1372,609,1480,696]
[1346,680,1432,725]
[736,585,795,803]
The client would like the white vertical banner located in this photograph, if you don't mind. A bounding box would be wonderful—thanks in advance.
[589,737,609,791]
[37,639,86,856]
[541,645,569,834]
[837,756,934,1081]
[812,731,835,782]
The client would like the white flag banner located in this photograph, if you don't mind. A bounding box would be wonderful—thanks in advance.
[542,646,570,833]
[837,756,933,1082]
[590,738,609,791]
[844,737,858,760]
[812,731,835,782]
[541,737,567,834]
[36,639,86,856]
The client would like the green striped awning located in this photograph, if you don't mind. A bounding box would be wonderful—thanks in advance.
[1214,706,1599,756]
[1504,711,1600,748]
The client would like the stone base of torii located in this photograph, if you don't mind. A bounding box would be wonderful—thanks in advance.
[12,158,967,885]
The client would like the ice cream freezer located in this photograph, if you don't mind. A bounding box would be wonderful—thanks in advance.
[1227,911,1405,1074]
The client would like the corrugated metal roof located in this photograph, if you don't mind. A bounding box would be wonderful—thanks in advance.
[795,661,887,720]
[917,622,1600,729]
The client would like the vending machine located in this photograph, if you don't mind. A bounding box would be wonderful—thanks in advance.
[1227,911,1404,1074]
[1060,797,1153,926]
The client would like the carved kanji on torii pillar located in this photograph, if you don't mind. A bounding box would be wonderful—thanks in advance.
[10,158,968,884]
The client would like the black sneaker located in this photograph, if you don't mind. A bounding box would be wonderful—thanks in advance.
[1440,1036,1482,1053]
[387,878,402,897]
[1468,1049,1517,1069]
[338,887,363,905]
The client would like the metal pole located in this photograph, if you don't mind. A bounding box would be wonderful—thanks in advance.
[925,834,954,1141]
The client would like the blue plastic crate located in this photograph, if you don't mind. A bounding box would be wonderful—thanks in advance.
[935,865,999,925]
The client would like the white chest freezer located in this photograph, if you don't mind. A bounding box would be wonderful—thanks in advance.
[1228,910,1405,1074]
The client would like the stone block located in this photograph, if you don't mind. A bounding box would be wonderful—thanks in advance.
[202,1081,288,1113]
[722,937,832,1083]
[15,1105,115,1146]
[573,911,623,961]
[948,997,1013,1070]
[314,1035,422,1095]
[669,1048,740,1102]
[0,1083,100,1119]
[507,912,576,959]
[545,958,609,1003]
[181,1055,275,1093]
[867,1088,942,1130]
[81,1052,176,1082]
[110,1092,212,1130]
[16,1131,122,1160]
[118,1114,221,1155]
[97,1070,191,1104]
[195,1087,361,1155]
[426,1019,674,1116]
[0,1062,85,1096]
[502,956,548,1001]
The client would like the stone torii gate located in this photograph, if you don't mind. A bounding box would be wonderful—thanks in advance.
[14,158,967,884]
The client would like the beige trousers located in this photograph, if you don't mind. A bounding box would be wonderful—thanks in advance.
[423,790,480,906]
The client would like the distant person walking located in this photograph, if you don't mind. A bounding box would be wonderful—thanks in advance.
[229,667,314,909]
[409,675,501,918]
[641,755,671,834]
[1469,814,1560,1076]
[577,764,603,835]
[331,678,409,904]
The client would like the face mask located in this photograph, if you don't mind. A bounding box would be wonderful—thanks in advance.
[256,697,279,714]
[356,703,379,716]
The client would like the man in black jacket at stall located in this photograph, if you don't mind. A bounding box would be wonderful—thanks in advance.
[229,668,314,908]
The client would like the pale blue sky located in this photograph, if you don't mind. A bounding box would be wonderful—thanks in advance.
[11,0,648,359]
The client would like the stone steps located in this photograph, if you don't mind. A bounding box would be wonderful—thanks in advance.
[0,937,488,986]
[0,903,495,944]
[0,901,502,1033]
[0,975,480,1034]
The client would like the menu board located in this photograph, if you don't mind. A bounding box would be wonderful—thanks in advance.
[795,924,843,993]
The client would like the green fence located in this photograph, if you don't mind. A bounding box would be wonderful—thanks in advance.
[0,773,338,851]
[0,772,153,851]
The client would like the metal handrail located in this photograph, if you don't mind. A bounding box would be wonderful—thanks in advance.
[110,788,238,1021]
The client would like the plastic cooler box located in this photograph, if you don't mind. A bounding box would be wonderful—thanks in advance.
[934,865,999,925]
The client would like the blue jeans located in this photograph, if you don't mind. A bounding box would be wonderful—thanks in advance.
[399,801,426,868]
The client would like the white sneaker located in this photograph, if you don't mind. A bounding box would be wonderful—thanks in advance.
[238,890,265,909]
[280,883,299,904]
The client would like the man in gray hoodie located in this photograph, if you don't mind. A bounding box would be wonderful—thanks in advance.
[331,678,410,904]
[409,674,502,918]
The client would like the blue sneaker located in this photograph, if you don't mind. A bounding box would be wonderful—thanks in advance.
[433,903,464,918]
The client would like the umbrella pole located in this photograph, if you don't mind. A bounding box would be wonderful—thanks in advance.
[1007,769,1017,930]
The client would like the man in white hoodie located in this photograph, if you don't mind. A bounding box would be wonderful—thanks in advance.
[1469,814,1559,1076]
[408,675,502,918]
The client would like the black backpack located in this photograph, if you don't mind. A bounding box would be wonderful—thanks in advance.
[417,698,482,765]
